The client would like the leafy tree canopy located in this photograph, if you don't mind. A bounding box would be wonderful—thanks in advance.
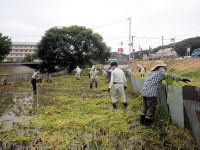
[38,26,111,71]
[0,33,12,61]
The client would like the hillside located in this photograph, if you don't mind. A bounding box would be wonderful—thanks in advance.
[131,58,200,87]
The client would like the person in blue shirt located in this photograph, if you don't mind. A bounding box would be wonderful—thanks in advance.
[140,60,191,126]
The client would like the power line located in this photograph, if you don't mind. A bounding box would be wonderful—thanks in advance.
[92,18,127,29]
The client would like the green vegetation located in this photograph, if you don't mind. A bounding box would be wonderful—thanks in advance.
[133,37,200,59]
[0,33,12,61]
[0,76,195,149]
[37,26,111,72]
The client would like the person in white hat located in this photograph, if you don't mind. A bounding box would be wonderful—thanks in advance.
[74,66,81,80]
[137,64,145,77]
[140,60,191,126]
[89,66,99,89]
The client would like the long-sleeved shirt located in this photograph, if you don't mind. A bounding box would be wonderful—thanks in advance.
[32,72,39,79]
[141,67,182,97]
[74,67,81,73]
[89,69,99,79]
[109,67,127,88]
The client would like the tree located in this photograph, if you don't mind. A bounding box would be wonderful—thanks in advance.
[22,53,38,62]
[0,33,12,61]
[38,26,111,71]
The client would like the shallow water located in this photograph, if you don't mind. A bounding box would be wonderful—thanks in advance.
[0,89,39,149]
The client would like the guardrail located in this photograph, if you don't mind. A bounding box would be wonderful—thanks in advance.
[126,71,200,149]
[0,70,68,85]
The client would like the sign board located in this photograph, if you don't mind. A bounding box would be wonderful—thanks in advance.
[118,48,123,53]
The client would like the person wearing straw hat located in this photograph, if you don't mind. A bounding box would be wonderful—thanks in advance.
[89,66,99,89]
[140,60,191,126]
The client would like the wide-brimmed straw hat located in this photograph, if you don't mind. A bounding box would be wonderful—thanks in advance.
[150,60,167,71]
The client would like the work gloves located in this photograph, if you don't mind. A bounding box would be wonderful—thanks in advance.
[182,78,191,83]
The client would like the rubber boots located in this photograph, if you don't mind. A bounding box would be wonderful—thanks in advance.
[95,82,98,88]
[140,115,145,125]
[122,102,128,108]
[90,83,93,89]
[33,90,37,95]
[144,118,152,126]
[112,103,117,109]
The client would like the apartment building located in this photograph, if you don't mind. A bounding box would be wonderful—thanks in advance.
[5,42,37,62]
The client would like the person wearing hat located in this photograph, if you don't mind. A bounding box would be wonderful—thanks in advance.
[31,70,40,95]
[137,64,145,77]
[89,66,99,89]
[140,60,191,126]
[108,62,127,109]
[74,66,81,80]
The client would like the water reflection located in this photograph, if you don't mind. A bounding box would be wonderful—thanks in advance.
[0,93,34,130]
[0,92,41,149]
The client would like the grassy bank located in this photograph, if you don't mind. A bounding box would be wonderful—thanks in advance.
[131,58,200,87]
[0,75,196,149]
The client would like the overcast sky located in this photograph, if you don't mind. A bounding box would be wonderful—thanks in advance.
[0,0,200,54]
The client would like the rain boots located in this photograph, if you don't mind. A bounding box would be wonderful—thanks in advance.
[140,115,152,126]
[122,102,128,108]
[33,90,37,95]
[112,103,117,109]
[140,115,145,125]
[112,103,127,109]
[90,83,93,89]
[144,118,152,126]
[95,82,98,88]
[90,82,98,89]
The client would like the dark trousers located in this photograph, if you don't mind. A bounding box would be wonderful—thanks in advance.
[31,79,37,94]
[141,96,157,118]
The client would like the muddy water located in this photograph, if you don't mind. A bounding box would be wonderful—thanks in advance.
[0,93,33,129]
[0,90,39,149]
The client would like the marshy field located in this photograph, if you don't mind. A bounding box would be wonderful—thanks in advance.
[0,74,196,149]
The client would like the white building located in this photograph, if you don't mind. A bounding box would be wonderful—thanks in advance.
[5,42,37,62]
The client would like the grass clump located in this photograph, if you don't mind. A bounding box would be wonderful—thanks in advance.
[0,75,196,149]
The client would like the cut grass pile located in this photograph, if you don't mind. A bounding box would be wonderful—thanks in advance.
[0,75,196,149]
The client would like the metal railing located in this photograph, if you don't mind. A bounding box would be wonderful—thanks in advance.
[126,71,200,148]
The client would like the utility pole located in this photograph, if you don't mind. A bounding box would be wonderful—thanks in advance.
[127,17,132,63]
[131,36,134,61]
[118,41,123,61]
[161,35,164,60]
[120,41,123,48]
